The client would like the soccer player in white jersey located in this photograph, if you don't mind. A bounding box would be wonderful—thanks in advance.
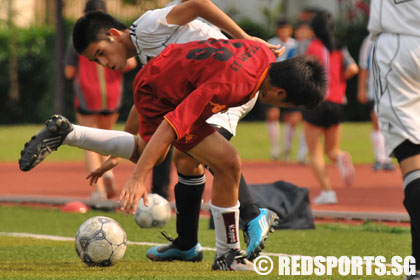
[369,1,420,279]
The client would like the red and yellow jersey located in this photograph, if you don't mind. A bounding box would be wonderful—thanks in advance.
[133,38,275,145]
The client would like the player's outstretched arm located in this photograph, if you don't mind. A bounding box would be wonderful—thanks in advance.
[119,119,175,214]
[166,0,284,57]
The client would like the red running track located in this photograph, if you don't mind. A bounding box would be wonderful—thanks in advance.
[0,161,405,215]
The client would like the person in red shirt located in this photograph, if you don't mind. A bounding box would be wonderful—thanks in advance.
[64,0,137,202]
[20,26,326,271]
[295,10,359,204]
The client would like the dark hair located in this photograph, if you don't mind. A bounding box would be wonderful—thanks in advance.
[84,0,107,13]
[310,10,335,51]
[295,20,310,29]
[72,11,127,54]
[268,56,327,110]
[276,18,291,27]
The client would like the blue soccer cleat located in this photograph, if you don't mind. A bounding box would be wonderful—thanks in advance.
[244,208,279,261]
[146,232,203,262]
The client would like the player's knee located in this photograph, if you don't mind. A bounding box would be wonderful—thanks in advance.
[216,151,241,182]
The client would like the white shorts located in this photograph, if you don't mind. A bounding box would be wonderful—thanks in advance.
[371,33,420,156]
[206,92,259,136]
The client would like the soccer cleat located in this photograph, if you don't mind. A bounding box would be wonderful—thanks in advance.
[243,208,279,261]
[337,151,355,186]
[313,190,338,205]
[383,161,395,171]
[19,115,73,171]
[146,232,203,262]
[212,249,254,271]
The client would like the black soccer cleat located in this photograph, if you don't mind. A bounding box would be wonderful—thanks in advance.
[19,115,73,171]
[212,249,254,271]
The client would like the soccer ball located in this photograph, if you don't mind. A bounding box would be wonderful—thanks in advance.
[134,193,171,228]
[75,216,127,266]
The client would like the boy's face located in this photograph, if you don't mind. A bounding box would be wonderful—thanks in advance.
[276,25,293,42]
[82,32,129,71]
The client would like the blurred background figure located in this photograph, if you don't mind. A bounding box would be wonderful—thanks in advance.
[265,18,299,161]
[265,18,314,163]
[296,10,359,204]
[357,35,394,172]
[281,20,315,163]
[64,0,137,201]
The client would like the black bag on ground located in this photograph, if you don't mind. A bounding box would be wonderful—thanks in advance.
[209,180,315,230]
[246,180,315,230]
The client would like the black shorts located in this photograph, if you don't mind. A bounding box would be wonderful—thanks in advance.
[393,140,420,163]
[302,101,344,128]
[76,107,119,116]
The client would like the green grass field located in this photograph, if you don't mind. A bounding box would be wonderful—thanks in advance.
[0,205,412,279]
[0,121,375,163]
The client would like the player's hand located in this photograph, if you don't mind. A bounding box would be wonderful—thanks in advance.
[245,35,285,57]
[86,156,120,186]
[119,176,148,215]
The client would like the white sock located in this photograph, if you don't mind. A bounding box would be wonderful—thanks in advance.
[210,201,240,257]
[297,131,308,161]
[63,125,135,160]
[266,121,280,157]
[283,123,295,152]
[371,130,386,163]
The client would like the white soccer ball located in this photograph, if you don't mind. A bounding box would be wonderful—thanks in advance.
[134,193,171,228]
[75,216,127,266]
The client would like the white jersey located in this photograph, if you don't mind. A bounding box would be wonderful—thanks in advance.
[129,6,226,65]
[129,5,259,136]
[369,0,420,156]
[368,0,420,39]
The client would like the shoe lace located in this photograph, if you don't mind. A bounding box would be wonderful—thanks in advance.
[160,231,175,243]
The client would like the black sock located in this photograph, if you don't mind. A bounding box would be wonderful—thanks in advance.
[174,173,205,250]
[403,173,420,270]
[238,175,260,224]
[151,148,173,200]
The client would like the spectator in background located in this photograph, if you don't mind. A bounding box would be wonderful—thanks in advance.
[357,35,394,172]
[281,20,315,163]
[266,18,300,160]
[295,10,359,204]
[64,0,137,201]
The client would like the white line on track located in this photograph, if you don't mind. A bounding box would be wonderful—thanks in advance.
[0,232,399,268]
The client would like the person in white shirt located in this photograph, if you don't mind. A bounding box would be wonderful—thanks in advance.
[369,1,420,279]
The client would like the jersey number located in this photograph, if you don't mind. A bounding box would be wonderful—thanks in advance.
[185,39,243,62]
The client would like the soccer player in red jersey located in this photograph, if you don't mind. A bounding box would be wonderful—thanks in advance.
[20,29,326,271]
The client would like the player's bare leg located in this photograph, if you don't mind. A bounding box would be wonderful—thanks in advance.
[187,132,253,271]
[304,122,337,205]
